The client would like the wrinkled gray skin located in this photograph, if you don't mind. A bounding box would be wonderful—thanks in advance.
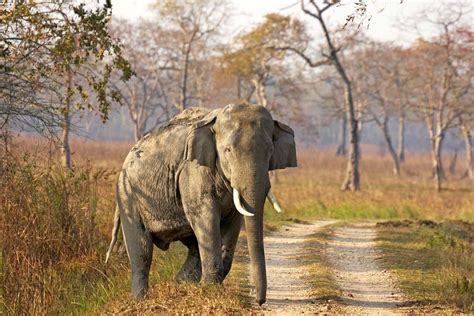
[107,103,297,305]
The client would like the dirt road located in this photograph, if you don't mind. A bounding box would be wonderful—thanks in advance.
[326,223,408,315]
[252,221,409,315]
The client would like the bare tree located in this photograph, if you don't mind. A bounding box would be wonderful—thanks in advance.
[354,42,411,176]
[460,116,473,179]
[314,70,347,156]
[110,20,175,141]
[296,0,361,191]
[406,5,472,190]
[154,0,228,111]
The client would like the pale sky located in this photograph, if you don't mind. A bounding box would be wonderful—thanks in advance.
[110,0,473,45]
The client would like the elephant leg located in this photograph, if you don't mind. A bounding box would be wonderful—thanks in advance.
[176,236,201,282]
[180,163,223,284]
[220,212,242,280]
[190,212,223,284]
[119,200,153,299]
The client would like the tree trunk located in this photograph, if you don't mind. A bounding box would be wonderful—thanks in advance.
[252,78,267,107]
[237,77,241,100]
[61,67,72,170]
[336,115,347,156]
[398,114,405,162]
[449,150,457,175]
[340,82,360,191]
[431,135,444,192]
[461,124,473,179]
[381,121,400,176]
[133,123,143,142]
[180,39,194,112]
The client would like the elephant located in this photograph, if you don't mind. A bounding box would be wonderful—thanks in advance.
[105,103,297,305]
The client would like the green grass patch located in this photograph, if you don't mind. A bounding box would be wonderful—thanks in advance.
[302,223,342,301]
[376,221,474,312]
[263,200,421,229]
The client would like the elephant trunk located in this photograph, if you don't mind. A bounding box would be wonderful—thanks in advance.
[244,208,267,305]
[231,169,268,305]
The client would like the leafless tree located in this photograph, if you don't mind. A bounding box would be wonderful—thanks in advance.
[154,0,228,111]
[110,20,176,141]
[284,0,362,191]
[406,5,472,190]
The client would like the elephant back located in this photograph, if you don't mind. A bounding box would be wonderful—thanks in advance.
[149,107,212,137]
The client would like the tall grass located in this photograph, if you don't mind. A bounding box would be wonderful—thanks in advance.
[0,155,124,314]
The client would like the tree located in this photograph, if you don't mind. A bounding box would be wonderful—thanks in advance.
[352,42,413,176]
[222,14,307,108]
[314,70,347,156]
[285,0,361,191]
[153,0,228,111]
[1,1,132,168]
[406,13,472,190]
[110,19,175,141]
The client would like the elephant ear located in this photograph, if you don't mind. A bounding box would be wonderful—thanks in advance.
[269,120,297,170]
[184,111,218,169]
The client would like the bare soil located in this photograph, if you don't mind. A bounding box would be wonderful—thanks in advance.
[251,221,412,315]
[251,221,336,314]
[326,222,410,315]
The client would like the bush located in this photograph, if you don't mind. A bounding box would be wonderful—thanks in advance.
[0,156,108,314]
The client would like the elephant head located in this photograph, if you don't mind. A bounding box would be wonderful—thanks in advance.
[184,103,297,304]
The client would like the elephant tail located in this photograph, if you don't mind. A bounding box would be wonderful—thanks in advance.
[105,206,121,264]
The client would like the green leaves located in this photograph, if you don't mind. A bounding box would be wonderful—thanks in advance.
[1,0,132,131]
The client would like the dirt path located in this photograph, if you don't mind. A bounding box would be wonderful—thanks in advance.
[252,221,409,315]
[252,221,336,314]
[326,222,408,315]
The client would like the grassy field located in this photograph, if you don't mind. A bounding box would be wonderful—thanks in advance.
[376,220,473,311]
[1,137,472,314]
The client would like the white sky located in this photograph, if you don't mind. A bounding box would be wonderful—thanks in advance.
[110,0,473,44]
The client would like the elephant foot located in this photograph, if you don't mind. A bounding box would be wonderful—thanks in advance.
[131,274,149,299]
[201,271,224,284]
[176,267,201,283]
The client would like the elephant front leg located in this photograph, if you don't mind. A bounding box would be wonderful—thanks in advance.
[220,212,242,280]
[176,236,201,282]
[180,164,223,284]
[191,212,223,284]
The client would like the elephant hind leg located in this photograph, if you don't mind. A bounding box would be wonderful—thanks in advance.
[176,236,201,282]
[121,212,153,299]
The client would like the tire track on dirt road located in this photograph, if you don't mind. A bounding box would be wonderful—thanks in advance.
[251,221,336,314]
[252,221,409,315]
[325,222,409,315]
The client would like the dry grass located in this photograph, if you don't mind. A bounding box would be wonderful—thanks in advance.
[270,147,473,222]
[2,137,472,313]
[0,155,128,315]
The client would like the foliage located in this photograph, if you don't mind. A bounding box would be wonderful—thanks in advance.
[0,0,132,135]
[222,14,306,81]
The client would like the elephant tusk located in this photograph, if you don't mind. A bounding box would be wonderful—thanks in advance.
[267,190,284,213]
[233,188,255,217]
